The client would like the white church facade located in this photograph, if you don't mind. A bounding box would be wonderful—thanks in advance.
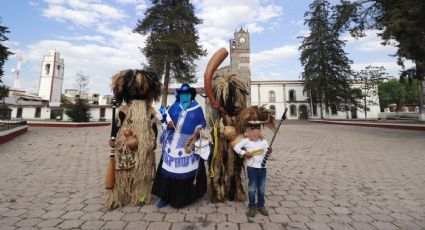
[251,80,380,120]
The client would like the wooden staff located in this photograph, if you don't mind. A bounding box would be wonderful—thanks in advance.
[105,98,116,189]
[261,108,288,168]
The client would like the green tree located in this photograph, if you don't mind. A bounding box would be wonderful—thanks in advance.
[299,0,353,119]
[335,0,425,118]
[134,0,206,106]
[64,97,91,122]
[0,18,12,83]
[378,78,418,112]
[356,65,387,118]
[64,72,91,122]
[0,84,9,102]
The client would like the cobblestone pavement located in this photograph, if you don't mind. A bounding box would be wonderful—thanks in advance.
[1,122,424,230]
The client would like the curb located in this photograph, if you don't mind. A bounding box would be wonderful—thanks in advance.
[0,126,28,144]
[310,120,425,131]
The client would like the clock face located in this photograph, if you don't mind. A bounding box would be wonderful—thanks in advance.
[239,37,245,43]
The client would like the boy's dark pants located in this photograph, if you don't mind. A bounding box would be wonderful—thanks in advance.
[247,167,267,208]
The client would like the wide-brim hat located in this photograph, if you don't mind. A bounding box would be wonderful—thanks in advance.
[177,84,197,100]
[176,84,191,94]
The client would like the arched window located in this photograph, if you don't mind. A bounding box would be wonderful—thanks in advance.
[231,41,236,49]
[290,105,297,116]
[289,90,296,101]
[45,64,51,75]
[268,91,275,102]
[269,105,276,115]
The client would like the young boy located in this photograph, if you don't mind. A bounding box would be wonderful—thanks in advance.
[233,124,272,218]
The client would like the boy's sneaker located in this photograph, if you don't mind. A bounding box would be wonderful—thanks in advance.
[257,207,269,216]
[247,207,256,218]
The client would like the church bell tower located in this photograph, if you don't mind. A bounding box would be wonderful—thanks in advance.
[229,27,251,105]
[38,50,64,107]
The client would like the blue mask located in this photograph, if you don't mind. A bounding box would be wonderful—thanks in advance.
[179,93,191,110]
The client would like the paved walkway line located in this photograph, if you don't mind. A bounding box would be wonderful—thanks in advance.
[27,121,110,127]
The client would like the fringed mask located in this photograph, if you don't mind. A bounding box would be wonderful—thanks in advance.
[111,69,162,105]
[235,105,276,133]
[213,72,249,116]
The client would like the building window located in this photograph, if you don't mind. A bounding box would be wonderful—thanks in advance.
[289,90,296,102]
[231,41,236,49]
[35,108,41,118]
[268,91,275,102]
[269,105,276,115]
[45,64,50,75]
[290,105,297,116]
[17,108,23,118]
[331,104,338,115]
[100,108,106,118]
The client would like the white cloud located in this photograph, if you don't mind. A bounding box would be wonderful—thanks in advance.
[43,0,66,4]
[351,61,414,77]
[246,23,264,33]
[342,30,398,53]
[255,5,283,22]
[135,3,148,16]
[252,45,299,64]
[41,0,127,27]
[21,26,147,94]
[115,0,139,4]
[290,20,304,26]
[42,5,98,26]
[58,35,106,43]
[28,1,39,7]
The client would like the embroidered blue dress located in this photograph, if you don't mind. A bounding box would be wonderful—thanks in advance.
[152,100,210,208]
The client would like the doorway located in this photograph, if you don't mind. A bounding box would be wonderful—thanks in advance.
[299,105,308,120]
[351,107,358,119]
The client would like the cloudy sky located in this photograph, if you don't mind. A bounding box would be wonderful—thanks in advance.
[0,0,407,95]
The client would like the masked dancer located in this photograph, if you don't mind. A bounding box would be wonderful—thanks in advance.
[106,69,162,209]
[152,84,210,208]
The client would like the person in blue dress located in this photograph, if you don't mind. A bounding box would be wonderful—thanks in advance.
[152,84,210,208]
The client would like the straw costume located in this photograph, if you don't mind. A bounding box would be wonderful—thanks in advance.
[207,72,250,202]
[105,69,162,209]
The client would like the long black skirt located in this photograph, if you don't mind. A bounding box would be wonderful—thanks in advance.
[151,159,207,208]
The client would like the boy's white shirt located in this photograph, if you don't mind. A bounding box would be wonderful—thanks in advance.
[233,138,269,168]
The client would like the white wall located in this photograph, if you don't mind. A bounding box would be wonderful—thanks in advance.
[10,107,50,120]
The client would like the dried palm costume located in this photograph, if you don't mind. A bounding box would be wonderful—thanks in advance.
[207,72,250,202]
[105,69,162,209]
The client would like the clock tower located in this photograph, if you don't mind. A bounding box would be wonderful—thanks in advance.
[229,27,251,105]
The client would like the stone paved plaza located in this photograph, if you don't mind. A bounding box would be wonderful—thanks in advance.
[1,122,424,230]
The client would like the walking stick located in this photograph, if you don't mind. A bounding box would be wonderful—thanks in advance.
[105,98,117,189]
[261,108,288,168]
